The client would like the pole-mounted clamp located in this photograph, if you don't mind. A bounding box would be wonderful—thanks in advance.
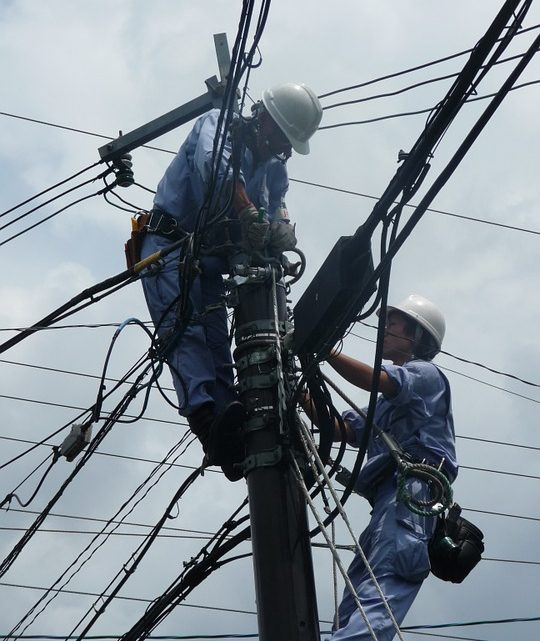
[236,345,278,372]
[243,413,277,433]
[237,371,280,393]
[243,446,283,474]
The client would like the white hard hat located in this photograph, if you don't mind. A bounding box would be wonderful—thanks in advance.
[261,83,323,155]
[386,294,446,351]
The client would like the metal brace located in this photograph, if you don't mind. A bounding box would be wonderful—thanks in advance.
[243,446,283,474]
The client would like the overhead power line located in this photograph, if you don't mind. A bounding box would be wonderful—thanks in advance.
[0,581,260,618]
[4,430,539,483]
[2,111,540,240]
[322,50,534,111]
[317,23,540,99]
[349,331,540,404]
[289,178,540,237]
[0,507,225,537]
[319,79,540,129]
[357,323,540,388]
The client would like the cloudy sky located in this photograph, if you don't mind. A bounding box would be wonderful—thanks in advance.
[1,1,540,639]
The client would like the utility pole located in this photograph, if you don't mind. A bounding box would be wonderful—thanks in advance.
[99,34,320,641]
[229,262,320,641]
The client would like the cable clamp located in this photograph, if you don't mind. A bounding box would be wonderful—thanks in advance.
[243,413,277,433]
[235,345,277,371]
[237,371,279,393]
[243,446,283,474]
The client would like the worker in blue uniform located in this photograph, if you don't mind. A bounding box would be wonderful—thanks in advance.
[304,294,457,640]
[140,83,322,479]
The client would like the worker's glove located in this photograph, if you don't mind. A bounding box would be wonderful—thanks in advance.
[269,221,297,253]
[238,204,270,251]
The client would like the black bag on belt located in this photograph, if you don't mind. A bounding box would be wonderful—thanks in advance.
[429,503,484,583]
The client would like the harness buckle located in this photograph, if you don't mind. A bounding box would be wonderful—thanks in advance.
[147,210,179,236]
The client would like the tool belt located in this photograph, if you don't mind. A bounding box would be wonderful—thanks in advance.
[145,208,187,241]
[124,208,187,269]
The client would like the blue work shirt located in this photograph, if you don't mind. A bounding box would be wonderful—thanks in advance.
[153,109,289,232]
[343,359,458,498]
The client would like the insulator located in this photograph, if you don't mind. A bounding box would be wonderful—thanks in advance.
[113,152,135,187]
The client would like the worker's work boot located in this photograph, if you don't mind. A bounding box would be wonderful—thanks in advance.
[206,400,246,482]
[187,402,215,453]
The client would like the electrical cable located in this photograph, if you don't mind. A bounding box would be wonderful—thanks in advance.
[0,355,158,580]
[319,78,540,130]
[1,507,222,537]
[0,169,111,233]
[68,466,203,638]
[356,323,540,388]
[317,23,540,99]
[0,235,185,356]
[348,27,540,349]
[0,581,259,617]
[0,191,101,248]
[118,502,251,640]
[5,432,196,638]
[289,177,540,236]
[0,451,59,510]
[322,49,533,111]
[0,162,102,219]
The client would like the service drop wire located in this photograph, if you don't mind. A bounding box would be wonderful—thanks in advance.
[92,318,155,423]
[0,449,60,511]
[0,362,155,581]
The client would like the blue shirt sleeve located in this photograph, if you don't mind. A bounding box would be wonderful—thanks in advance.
[193,110,234,187]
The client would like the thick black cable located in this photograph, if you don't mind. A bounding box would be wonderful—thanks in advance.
[351,29,540,336]
[120,526,252,640]
[0,240,172,354]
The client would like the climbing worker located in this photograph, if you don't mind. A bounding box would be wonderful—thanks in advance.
[140,82,323,480]
[303,294,458,640]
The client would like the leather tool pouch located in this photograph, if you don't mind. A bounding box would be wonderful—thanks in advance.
[125,212,150,269]
[429,503,484,583]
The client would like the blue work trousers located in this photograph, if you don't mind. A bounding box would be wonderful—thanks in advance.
[330,477,435,641]
[140,233,235,417]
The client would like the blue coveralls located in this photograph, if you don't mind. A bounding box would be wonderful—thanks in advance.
[330,359,458,641]
[141,109,289,417]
